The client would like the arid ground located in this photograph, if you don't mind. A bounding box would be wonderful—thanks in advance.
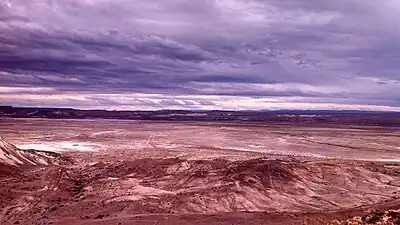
[1,118,400,224]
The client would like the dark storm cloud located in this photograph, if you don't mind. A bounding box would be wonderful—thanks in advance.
[0,0,399,110]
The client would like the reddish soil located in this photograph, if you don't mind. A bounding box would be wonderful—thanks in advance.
[1,155,400,225]
[1,120,400,225]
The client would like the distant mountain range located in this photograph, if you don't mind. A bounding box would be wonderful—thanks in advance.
[1,106,399,127]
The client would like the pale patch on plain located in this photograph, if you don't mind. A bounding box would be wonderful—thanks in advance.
[17,141,97,152]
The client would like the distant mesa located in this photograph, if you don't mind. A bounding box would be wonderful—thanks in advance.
[1,106,400,127]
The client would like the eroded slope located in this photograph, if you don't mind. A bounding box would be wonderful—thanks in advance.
[2,156,399,224]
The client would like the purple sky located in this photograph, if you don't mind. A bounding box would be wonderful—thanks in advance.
[1,0,399,111]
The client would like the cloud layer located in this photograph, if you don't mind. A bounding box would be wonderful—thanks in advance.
[1,0,399,110]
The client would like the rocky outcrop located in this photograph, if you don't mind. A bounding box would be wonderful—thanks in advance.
[0,137,68,168]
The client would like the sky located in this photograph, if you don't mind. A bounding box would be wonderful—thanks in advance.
[0,0,399,111]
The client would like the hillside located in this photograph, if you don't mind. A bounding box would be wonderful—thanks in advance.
[0,137,69,177]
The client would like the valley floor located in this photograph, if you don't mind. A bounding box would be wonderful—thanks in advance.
[0,119,400,224]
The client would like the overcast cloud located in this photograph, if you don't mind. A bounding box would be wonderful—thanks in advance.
[0,0,399,110]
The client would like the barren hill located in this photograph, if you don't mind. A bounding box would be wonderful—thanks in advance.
[0,137,69,176]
